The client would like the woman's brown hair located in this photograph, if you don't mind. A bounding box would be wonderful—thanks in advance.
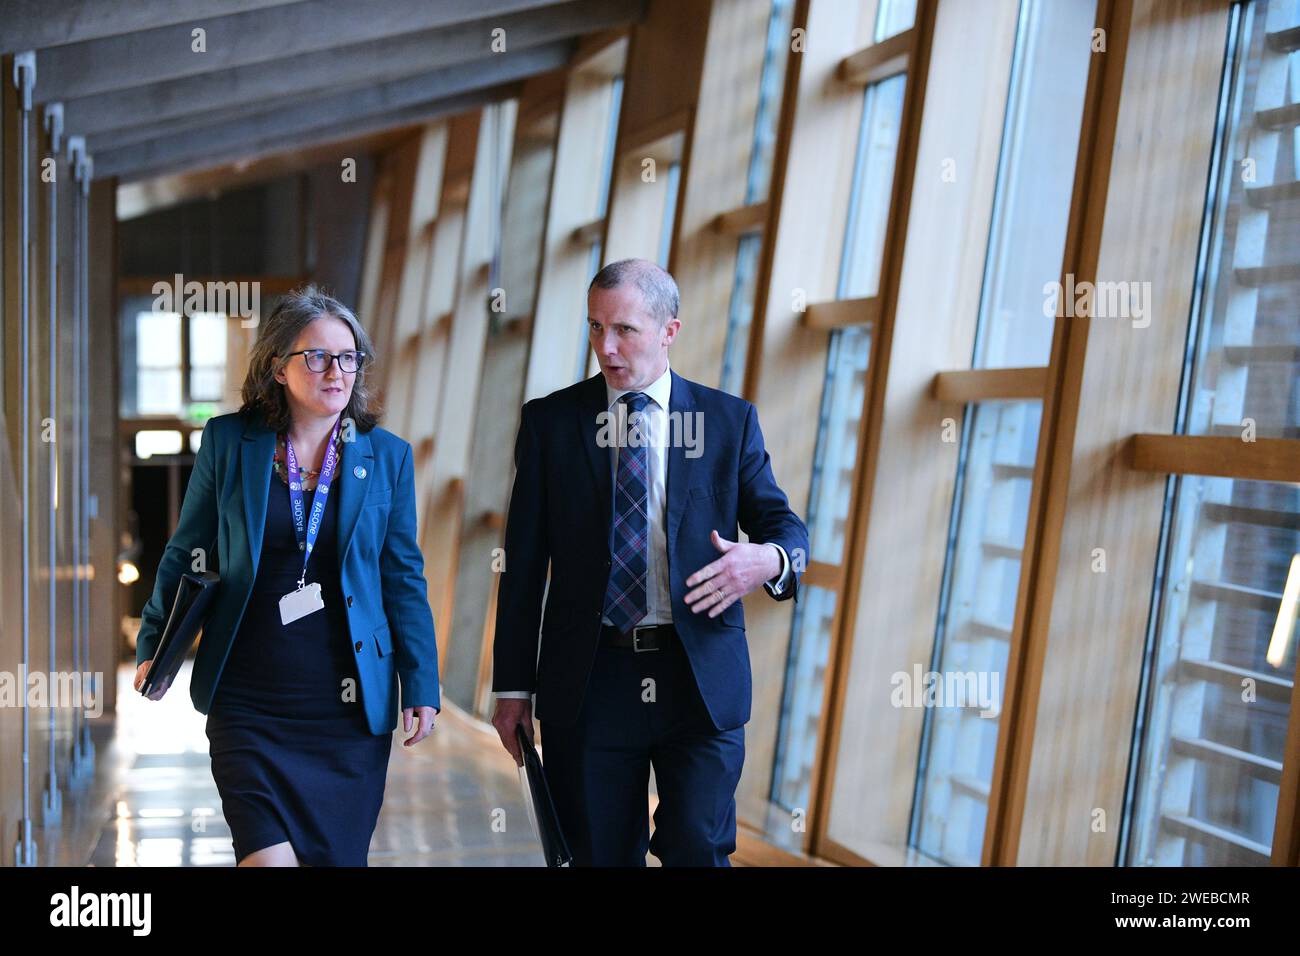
[238,284,383,434]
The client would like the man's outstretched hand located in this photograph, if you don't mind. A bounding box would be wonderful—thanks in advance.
[684,529,782,618]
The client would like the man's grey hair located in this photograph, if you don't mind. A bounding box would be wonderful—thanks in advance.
[589,258,680,325]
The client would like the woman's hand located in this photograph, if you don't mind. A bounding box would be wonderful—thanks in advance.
[402,705,437,747]
[133,660,169,700]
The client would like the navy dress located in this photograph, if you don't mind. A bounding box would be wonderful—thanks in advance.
[206,467,391,866]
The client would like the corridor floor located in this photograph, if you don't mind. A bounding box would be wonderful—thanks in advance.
[64,662,545,866]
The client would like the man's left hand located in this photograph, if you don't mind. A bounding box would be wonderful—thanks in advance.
[684,530,782,618]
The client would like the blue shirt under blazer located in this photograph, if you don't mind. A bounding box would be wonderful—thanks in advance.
[493,370,809,731]
[136,409,441,735]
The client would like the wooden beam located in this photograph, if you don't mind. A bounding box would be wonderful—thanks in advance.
[836,28,916,86]
[711,200,768,236]
[571,29,631,75]
[803,296,879,331]
[931,366,1049,402]
[571,217,605,245]
[111,85,515,184]
[0,0,300,54]
[1129,434,1300,483]
[32,0,562,102]
[93,44,571,176]
[619,107,692,155]
[72,0,642,142]
[115,127,412,219]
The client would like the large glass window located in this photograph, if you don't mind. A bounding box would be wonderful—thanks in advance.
[132,308,183,415]
[913,400,1041,866]
[910,0,1097,865]
[188,312,228,402]
[577,74,624,382]
[720,0,796,396]
[656,160,681,268]
[1124,0,1300,866]
[768,0,925,829]
[837,74,906,300]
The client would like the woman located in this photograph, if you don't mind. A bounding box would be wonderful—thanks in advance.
[133,285,440,867]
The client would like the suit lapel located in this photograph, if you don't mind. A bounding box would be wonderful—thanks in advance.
[578,373,613,543]
[666,370,696,555]
[240,413,276,580]
[241,411,375,579]
[335,425,374,568]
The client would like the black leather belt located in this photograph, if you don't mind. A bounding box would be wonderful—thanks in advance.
[601,622,674,651]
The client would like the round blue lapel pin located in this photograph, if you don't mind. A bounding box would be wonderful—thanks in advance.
[354,465,367,479]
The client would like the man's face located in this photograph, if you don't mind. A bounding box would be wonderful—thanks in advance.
[587,284,680,391]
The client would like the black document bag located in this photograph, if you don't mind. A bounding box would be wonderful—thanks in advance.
[517,724,574,867]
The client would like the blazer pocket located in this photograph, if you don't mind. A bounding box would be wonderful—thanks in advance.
[372,622,394,657]
[688,484,729,501]
[364,487,393,509]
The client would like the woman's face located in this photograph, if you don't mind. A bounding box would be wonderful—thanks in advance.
[273,315,358,424]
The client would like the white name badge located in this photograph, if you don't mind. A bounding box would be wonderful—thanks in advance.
[279,582,325,626]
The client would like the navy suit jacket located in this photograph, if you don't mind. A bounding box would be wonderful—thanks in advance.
[135,409,441,735]
[492,370,809,731]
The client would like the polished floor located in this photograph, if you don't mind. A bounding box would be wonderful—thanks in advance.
[54,662,548,866]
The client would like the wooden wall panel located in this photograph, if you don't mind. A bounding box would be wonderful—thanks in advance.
[1014,0,1230,866]
[739,0,881,835]
[820,0,1021,864]
[668,0,772,388]
[525,52,626,402]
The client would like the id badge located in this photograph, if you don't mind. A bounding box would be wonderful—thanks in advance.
[279,581,325,625]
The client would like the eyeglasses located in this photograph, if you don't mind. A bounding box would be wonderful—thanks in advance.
[282,349,368,373]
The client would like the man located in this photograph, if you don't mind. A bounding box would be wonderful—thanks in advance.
[491,258,808,866]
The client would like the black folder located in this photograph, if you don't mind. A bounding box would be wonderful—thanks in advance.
[140,569,220,699]
[516,724,574,867]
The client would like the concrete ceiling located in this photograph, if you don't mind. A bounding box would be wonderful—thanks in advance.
[2,0,644,183]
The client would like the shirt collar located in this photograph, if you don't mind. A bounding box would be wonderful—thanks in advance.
[605,361,672,412]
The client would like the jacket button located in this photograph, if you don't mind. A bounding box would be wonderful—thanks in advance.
[354,641,363,652]
[347,595,353,607]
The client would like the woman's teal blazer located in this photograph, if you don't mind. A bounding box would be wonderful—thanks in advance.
[135,408,441,734]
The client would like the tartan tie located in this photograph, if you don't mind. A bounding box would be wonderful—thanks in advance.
[603,391,650,633]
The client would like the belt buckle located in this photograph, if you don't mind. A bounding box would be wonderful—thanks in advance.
[632,624,658,653]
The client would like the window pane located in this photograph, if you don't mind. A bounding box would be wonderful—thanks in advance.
[657,160,681,268]
[1124,0,1300,867]
[874,0,917,41]
[771,584,838,818]
[838,73,906,300]
[745,0,798,204]
[189,311,227,360]
[1126,476,1298,865]
[913,401,1041,866]
[974,0,1097,368]
[136,311,181,367]
[136,369,183,415]
[189,311,227,401]
[1182,0,1300,440]
[720,233,762,396]
[595,76,624,220]
[579,240,603,382]
[189,367,225,402]
[805,324,872,565]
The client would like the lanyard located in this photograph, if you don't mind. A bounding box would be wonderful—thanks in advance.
[284,415,342,590]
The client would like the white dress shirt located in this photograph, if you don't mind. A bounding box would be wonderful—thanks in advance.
[497,364,792,702]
